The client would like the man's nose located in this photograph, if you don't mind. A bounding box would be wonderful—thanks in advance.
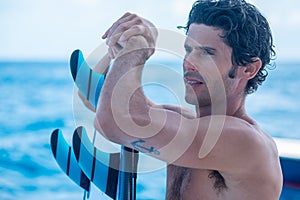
[183,57,198,72]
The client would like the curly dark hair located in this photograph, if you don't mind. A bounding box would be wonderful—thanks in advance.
[180,0,275,94]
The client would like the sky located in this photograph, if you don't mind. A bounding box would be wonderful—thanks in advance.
[0,0,299,62]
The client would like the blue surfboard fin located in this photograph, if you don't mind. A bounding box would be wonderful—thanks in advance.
[70,49,105,109]
[72,126,120,200]
[50,129,90,191]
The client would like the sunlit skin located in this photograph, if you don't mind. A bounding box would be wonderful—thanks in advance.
[183,24,247,117]
[80,13,282,200]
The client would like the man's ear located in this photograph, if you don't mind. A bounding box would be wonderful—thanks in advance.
[238,57,262,80]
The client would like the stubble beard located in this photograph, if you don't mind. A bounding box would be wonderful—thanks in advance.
[184,74,231,113]
[185,85,211,108]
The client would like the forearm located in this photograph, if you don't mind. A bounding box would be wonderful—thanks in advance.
[96,12,158,145]
[95,44,152,141]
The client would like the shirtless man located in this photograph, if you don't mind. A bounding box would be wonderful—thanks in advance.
[87,0,283,199]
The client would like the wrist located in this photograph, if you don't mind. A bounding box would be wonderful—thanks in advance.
[118,36,154,62]
[115,49,149,67]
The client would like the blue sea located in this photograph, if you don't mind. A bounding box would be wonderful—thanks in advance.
[0,60,300,200]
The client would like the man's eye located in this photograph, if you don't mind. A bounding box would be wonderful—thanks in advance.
[185,47,192,54]
[202,49,214,55]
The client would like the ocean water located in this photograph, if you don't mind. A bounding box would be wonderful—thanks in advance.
[0,60,299,200]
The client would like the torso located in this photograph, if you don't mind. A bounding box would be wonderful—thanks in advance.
[166,165,281,200]
[166,124,282,200]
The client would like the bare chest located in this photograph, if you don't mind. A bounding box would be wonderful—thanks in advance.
[166,166,227,200]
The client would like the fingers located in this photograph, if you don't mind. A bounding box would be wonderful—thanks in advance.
[106,17,144,47]
[119,24,145,42]
[118,25,154,45]
[103,12,139,58]
[108,46,119,59]
[108,43,123,59]
[103,12,157,59]
[102,12,135,39]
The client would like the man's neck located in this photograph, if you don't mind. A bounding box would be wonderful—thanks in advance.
[195,95,248,119]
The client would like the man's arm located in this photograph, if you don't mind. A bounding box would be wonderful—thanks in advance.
[95,13,266,172]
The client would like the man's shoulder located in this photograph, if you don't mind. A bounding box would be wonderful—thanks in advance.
[202,115,277,165]
[199,115,260,138]
[208,115,263,139]
[223,115,275,148]
[222,115,276,152]
[196,115,266,154]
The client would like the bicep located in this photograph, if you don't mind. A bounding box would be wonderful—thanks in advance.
[124,114,261,172]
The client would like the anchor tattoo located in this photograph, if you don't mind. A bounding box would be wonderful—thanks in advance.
[131,139,160,155]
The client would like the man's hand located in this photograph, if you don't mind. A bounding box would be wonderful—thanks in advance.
[102,13,158,60]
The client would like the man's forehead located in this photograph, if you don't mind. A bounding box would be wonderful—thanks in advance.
[185,24,224,47]
[184,38,221,54]
[184,24,232,54]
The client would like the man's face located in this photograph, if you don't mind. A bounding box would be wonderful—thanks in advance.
[183,23,236,107]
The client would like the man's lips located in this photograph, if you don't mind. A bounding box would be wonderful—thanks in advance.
[185,80,204,85]
[184,72,205,85]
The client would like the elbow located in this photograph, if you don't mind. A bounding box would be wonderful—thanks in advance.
[94,108,126,144]
[94,109,115,141]
[94,103,152,143]
[94,116,119,144]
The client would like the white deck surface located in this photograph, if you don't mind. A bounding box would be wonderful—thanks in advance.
[274,137,300,159]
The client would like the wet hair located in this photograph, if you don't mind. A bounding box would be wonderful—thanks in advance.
[180,0,275,94]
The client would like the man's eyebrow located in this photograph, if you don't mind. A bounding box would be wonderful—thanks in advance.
[184,44,217,53]
[195,46,217,52]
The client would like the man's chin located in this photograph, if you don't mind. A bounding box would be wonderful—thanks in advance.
[185,95,198,106]
[185,95,211,108]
